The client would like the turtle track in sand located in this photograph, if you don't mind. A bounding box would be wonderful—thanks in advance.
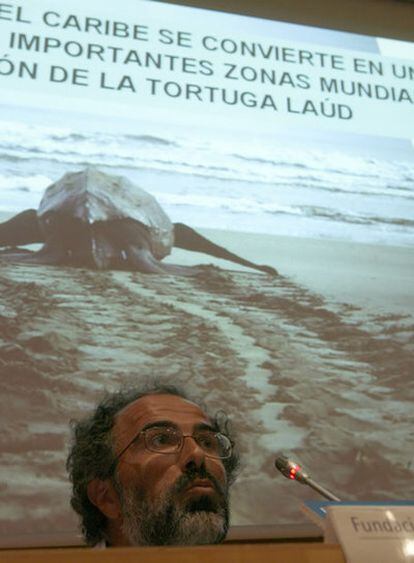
[0,262,413,532]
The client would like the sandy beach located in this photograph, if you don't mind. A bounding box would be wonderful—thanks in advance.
[168,229,414,313]
[0,228,413,547]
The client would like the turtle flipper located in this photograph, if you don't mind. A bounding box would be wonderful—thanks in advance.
[0,209,44,247]
[173,222,278,276]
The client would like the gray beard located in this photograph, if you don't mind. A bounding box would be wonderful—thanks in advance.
[116,476,229,546]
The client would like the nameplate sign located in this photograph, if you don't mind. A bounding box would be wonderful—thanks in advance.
[324,505,414,563]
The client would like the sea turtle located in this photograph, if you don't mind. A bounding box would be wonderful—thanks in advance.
[0,168,277,275]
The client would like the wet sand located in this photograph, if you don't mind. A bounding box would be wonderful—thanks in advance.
[169,229,414,313]
[0,229,413,546]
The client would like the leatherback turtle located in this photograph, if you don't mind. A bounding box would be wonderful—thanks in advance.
[0,168,277,275]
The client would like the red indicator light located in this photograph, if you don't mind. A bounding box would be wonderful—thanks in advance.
[288,463,301,480]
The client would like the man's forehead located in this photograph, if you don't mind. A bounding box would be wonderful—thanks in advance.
[115,393,211,429]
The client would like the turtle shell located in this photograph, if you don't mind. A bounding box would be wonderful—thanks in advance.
[37,168,174,260]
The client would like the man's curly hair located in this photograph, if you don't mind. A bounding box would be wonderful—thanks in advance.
[66,382,239,546]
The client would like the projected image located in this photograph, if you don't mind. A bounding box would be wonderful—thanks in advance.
[0,0,413,545]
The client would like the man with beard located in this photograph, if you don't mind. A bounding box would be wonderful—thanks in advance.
[67,383,239,547]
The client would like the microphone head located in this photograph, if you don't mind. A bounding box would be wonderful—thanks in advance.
[275,454,307,482]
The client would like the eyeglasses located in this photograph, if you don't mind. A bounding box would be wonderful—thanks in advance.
[115,426,233,464]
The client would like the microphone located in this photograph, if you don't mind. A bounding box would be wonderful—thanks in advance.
[275,455,341,502]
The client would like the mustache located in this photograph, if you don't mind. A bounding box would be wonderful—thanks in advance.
[173,467,226,500]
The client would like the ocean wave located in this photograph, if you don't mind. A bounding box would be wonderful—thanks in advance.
[0,122,179,164]
[1,146,412,202]
[157,192,299,216]
[0,119,176,146]
[232,153,388,182]
[233,153,307,169]
[124,134,177,146]
[292,180,414,200]
[49,133,89,142]
[0,147,275,185]
[1,119,413,205]
[385,184,413,193]
[367,216,414,228]
[295,205,414,229]
[0,174,51,192]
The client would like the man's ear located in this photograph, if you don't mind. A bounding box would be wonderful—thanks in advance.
[87,479,121,520]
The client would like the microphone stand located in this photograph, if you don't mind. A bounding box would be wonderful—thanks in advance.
[297,473,341,502]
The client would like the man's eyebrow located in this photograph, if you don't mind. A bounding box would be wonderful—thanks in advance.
[140,420,179,432]
[194,422,217,432]
[140,421,217,432]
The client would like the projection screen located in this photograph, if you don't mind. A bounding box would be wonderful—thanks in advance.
[0,0,413,547]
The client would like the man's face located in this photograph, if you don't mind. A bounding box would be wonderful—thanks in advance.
[111,393,229,546]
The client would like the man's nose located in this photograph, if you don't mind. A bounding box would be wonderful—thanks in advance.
[179,435,206,470]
